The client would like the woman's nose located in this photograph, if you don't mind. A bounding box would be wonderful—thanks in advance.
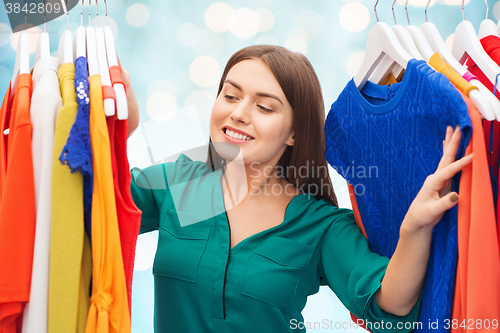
[229,100,252,124]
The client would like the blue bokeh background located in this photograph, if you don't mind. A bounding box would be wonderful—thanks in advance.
[0,0,494,331]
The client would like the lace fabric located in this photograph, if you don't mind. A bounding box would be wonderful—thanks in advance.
[59,56,93,236]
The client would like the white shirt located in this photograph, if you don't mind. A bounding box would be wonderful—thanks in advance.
[22,56,62,333]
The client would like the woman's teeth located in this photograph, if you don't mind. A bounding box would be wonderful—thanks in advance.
[226,129,252,141]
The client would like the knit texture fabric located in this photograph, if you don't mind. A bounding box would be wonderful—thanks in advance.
[325,59,472,332]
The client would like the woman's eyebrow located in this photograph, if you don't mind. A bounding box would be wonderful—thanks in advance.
[224,79,284,106]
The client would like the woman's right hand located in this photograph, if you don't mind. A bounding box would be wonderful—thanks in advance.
[117,54,140,138]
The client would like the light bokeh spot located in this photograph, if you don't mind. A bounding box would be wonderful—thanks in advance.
[284,36,308,54]
[339,3,370,33]
[126,4,149,27]
[346,51,365,78]
[0,24,10,46]
[205,2,234,32]
[189,56,221,88]
[229,8,260,39]
[256,8,274,32]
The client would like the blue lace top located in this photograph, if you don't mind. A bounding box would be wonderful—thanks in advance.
[59,56,93,239]
[324,59,472,333]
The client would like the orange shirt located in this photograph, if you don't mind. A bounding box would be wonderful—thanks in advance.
[0,74,36,333]
[452,93,500,332]
[85,75,130,333]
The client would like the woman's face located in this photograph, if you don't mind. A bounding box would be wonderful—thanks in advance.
[209,59,294,165]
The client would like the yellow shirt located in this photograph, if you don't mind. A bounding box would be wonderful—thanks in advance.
[429,53,478,96]
[85,74,130,333]
[49,63,91,333]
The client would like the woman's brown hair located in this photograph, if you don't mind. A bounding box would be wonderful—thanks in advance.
[206,45,338,207]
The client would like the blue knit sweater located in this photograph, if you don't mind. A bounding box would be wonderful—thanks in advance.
[325,59,472,333]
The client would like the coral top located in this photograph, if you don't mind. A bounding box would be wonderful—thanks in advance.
[0,74,35,333]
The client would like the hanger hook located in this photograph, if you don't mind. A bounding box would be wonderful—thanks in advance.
[96,0,99,26]
[485,0,489,20]
[462,0,465,21]
[405,0,410,25]
[425,0,431,22]
[24,0,27,30]
[44,0,46,32]
[66,0,69,30]
[392,0,397,25]
[104,0,108,26]
[80,0,84,26]
[374,0,379,23]
[88,0,91,27]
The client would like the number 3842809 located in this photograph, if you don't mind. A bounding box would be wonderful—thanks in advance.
[5,2,62,14]
[444,319,498,330]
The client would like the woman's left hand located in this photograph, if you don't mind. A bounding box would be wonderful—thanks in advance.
[402,125,473,233]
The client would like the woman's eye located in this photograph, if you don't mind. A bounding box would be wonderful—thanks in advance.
[258,105,274,113]
[224,94,238,101]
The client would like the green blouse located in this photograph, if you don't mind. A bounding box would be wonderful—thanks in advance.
[130,154,422,332]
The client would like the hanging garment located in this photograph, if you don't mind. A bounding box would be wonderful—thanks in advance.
[106,65,141,318]
[347,72,400,241]
[465,35,500,244]
[345,69,401,332]
[60,56,93,241]
[107,112,141,318]
[324,59,472,333]
[0,74,36,333]
[21,56,62,333]
[451,92,500,332]
[130,153,422,333]
[56,57,93,333]
[48,63,86,333]
[427,54,500,331]
[85,74,130,333]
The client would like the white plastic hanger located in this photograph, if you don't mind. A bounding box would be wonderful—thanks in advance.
[478,0,498,39]
[404,0,434,62]
[58,0,73,65]
[87,0,99,77]
[452,1,500,86]
[449,0,500,120]
[74,0,86,60]
[405,0,494,120]
[354,0,412,89]
[369,1,405,84]
[10,0,30,97]
[35,0,50,64]
[391,0,423,61]
[95,0,115,116]
[103,0,128,119]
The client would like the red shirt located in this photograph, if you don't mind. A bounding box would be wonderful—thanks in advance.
[107,113,141,318]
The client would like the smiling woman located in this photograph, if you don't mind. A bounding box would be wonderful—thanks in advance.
[206,45,339,207]
[125,43,473,333]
